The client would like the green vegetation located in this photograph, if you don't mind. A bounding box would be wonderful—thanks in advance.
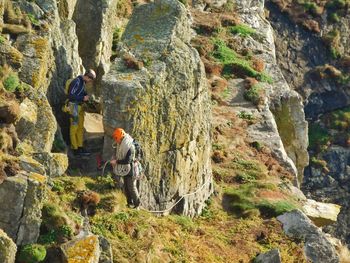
[211,39,273,83]
[43,171,305,262]
[231,158,268,183]
[229,24,256,37]
[0,35,5,44]
[244,83,265,106]
[310,157,328,169]
[323,29,341,59]
[328,106,350,130]
[171,215,195,231]
[52,134,66,153]
[308,123,330,151]
[328,12,340,22]
[223,0,235,12]
[238,111,254,121]
[3,73,20,92]
[303,1,318,13]
[257,200,296,217]
[18,244,46,263]
[325,0,349,10]
[177,0,188,6]
[330,47,341,59]
[212,143,223,151]
[27,14,40,26]
[250,141,263,151]
[112,27,122,52]
[225,183,296,218]
[39,203,74,244]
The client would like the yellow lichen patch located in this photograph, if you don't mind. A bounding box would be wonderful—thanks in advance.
[133,34,144,43]
[29,172,46,184]
[9,46,23,64]
[30,37,51,89]
[31,38,49,60]
[120,74,133,81]
[16,140,34,155]
[64,235,99,263]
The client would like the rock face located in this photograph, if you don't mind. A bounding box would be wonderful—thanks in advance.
[232,0,309,184]
[277,210,339,263]
[61,234,100,263]
[266,2,350,119]
[102,0,213,216]
[0,174,46,246]
[73,0,119,95]
[16,92,56,153]
[32,152,68,177]
[303,146,350,244]
[255,248,281,263]
[0,229,17,263]
[98,236,113,263]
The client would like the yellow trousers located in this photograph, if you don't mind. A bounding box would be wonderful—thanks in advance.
[70,104,85,150]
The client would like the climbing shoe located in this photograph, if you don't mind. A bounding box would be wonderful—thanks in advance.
[77,147,91,156]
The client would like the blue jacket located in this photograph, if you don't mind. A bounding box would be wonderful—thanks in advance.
[68,75,87,102]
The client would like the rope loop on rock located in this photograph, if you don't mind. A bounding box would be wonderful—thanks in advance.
[101,160,212,215]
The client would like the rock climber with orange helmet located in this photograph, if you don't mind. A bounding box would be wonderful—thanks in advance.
[110,128,140,208]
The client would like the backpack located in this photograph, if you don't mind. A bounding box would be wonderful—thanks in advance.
[61,78,73,114]
[64,78,73,96]
[133,139,144,162]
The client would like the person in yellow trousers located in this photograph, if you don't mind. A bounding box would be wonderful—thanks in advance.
[68,69,96,156]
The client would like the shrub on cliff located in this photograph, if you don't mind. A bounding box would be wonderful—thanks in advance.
[211,39,273,83]
[244,83,266,106]
[18,244,46,263]
[308,123,330,151]
[229,24,256,37]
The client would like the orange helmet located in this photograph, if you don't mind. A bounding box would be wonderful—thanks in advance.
[113,128,125,143]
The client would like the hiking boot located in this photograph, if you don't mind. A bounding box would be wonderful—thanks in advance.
[77,147,91,156]
[72,149,80,156]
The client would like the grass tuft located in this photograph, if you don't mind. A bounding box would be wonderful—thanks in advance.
[211,39,273,83]
[229,24,256,37]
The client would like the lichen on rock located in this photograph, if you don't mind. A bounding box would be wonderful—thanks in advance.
[102,0,212,216]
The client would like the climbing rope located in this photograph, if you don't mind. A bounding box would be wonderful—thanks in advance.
[100,159,212,215]
[140,175,212,215]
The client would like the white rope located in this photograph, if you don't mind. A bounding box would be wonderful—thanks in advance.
[140,175,212,215]
[100,160,212,215]
[101,160,111,178]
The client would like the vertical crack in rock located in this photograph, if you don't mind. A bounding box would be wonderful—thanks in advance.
[72,0,119,95]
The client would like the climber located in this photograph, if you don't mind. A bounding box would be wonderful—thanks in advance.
[68,69,96,156]
[110,128,141,208]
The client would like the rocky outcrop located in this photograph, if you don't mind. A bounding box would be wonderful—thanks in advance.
[61,234,100,263]
[32,152,68,177]
[98,236,113,263]
[277,210,339,263]
[266,1,350,119]
[255,248,281,263]
[16,91,56,153]
[102,0,212,216]
[0,229,17,263]
[303,146,350,244]
[73,0,120,95]
[302,199,341,227]
[0,173,46,246]
[231,1,309,184]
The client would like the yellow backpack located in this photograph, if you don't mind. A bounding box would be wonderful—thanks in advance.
[61,78,73,114]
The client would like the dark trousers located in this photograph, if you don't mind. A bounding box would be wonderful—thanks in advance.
[123,174,140,207]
